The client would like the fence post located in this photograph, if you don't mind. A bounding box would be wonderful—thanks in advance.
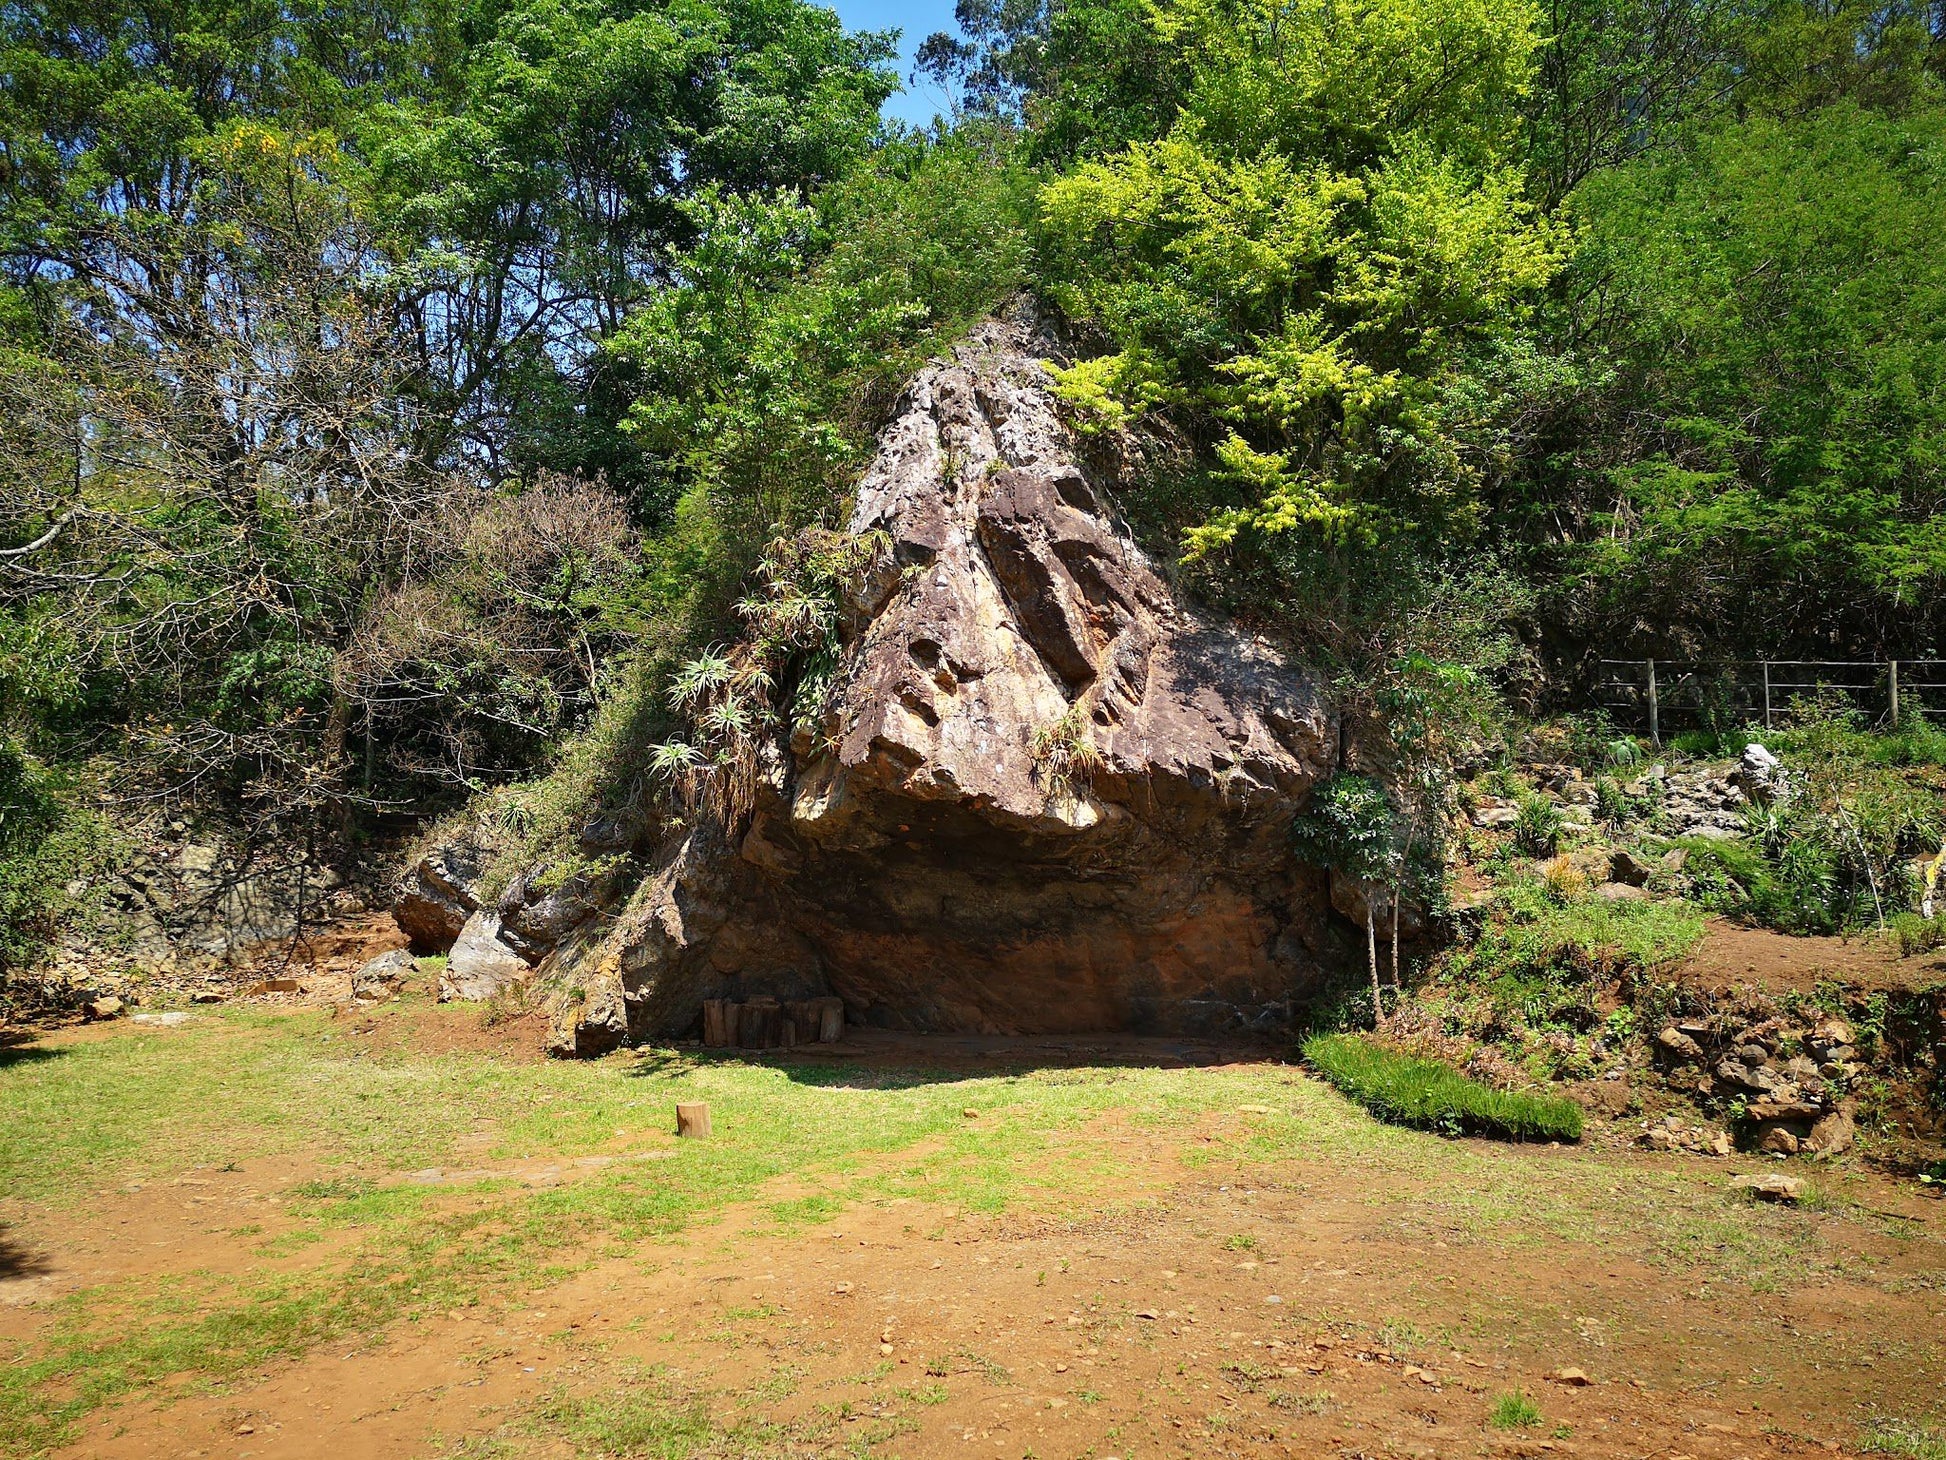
[1890,660,1900,725]
[1762,661,1772,731]
[1647,658,1660,748]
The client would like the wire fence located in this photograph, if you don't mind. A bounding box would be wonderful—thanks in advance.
[1591,659,1946,742]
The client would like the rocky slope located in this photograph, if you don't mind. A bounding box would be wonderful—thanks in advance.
[405,310,1349,1054]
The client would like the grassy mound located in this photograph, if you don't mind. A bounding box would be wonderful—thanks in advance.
[1303,1034,1585,1143]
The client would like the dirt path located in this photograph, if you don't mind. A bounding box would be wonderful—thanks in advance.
[35,1092,1944,1460]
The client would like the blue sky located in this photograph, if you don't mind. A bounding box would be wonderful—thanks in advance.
[828,0,964,127]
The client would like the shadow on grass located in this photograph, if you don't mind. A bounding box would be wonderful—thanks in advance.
[0,1228,53,1281]
[619,1030,1289,1090]
[0,1031,64,1070]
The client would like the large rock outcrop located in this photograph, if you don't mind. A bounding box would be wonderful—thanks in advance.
[543,311,1343,1055]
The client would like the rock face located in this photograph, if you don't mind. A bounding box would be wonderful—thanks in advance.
[441,911,531,1002]
[392,845,484,953]
[544,311,1341,1056]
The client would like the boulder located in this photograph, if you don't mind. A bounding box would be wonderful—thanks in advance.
[542,309,1339,1054]
[1738,743,1788,801]
[1328,873,1426,939]
[1802,1105,1856,1157]
[1608,849,1653,886]
[392,845,483,953]
[352,948,417,1000]
[441,911,531,1002]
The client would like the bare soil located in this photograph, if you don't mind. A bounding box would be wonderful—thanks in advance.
[6,912,1945,1459]
[6,1009,1942,1460]
[1678,916,1946,995]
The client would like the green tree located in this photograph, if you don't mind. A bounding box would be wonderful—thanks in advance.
[1291,772,1404,1024]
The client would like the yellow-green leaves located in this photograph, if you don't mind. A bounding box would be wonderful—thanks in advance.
[1034,0,1558,569]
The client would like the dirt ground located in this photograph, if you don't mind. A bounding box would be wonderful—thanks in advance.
[5,916,1944,1460]
[1678,917,1946,994]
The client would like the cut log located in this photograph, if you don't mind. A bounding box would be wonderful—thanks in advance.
[675,1101,711,1138]
[738,998,779,1050]
[788,1000,824,1045]
[815,996,845,1043]
[702,998,739,1048]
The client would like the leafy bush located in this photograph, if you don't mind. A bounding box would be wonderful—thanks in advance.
[1303,1034,1585,1142]
[0,740,107,984]
[1511,795,1564,858]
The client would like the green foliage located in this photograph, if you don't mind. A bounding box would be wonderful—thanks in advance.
[0,740,106,985]
[1290,774,1400,890]
[1303,1033,1585,1141]
[1888,913,1946,959]
[1448,882,1703,1028]
[1862,1417,1946,1460]
[1510,794,1563,858]
[1565,97,1946,653]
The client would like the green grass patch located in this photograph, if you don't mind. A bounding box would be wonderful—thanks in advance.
[1489,1390,1544,1429]
[1303,1034,1585,1142]
[1863,1417,1946,1459]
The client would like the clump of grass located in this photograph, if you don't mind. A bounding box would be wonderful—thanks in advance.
[1862,1416,1946,1459]
[1888,912,1946,958]
[1489,1390,1543,1430]
[1303,1034,1584,1142]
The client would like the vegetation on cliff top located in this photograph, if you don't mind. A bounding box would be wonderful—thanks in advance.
[4,0,1946,975]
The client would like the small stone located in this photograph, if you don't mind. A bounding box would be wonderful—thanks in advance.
[1656,1027,1705,1063]
[1135,1309,1159,1320]
[1596,881,1650,902]
[191,991,224,1004]
[1551,1367,1592,1386]
[83,996,124,1020]
[1811,1018,1854,1049]
[1731,1173,1804,1203]
[1755,1124,1800,1156]
[962,1108,979,1119]
[879,1342,894,1355]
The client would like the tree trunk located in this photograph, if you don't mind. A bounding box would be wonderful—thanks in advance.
[1365,890,1382,1027]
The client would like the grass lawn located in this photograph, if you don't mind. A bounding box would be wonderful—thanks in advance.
[1,999,1940,1458]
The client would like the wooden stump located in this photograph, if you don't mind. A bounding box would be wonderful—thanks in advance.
[702,999,739,1048]
[675,1101,711,1138]
[738,998,779,1050]
[787,1000,824,1045]
[815,996,845,1043]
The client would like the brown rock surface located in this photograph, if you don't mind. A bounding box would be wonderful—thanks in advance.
[544,311,1342,1056]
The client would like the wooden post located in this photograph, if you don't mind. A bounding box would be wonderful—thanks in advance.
[675,1101,711,1138]
[1890,659,1900,725]
[1762,661,1772,731]
[1647,658,1660,748]
[702,999,739,1048]
[815,996,845,1043]
[738,998,779,1050]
